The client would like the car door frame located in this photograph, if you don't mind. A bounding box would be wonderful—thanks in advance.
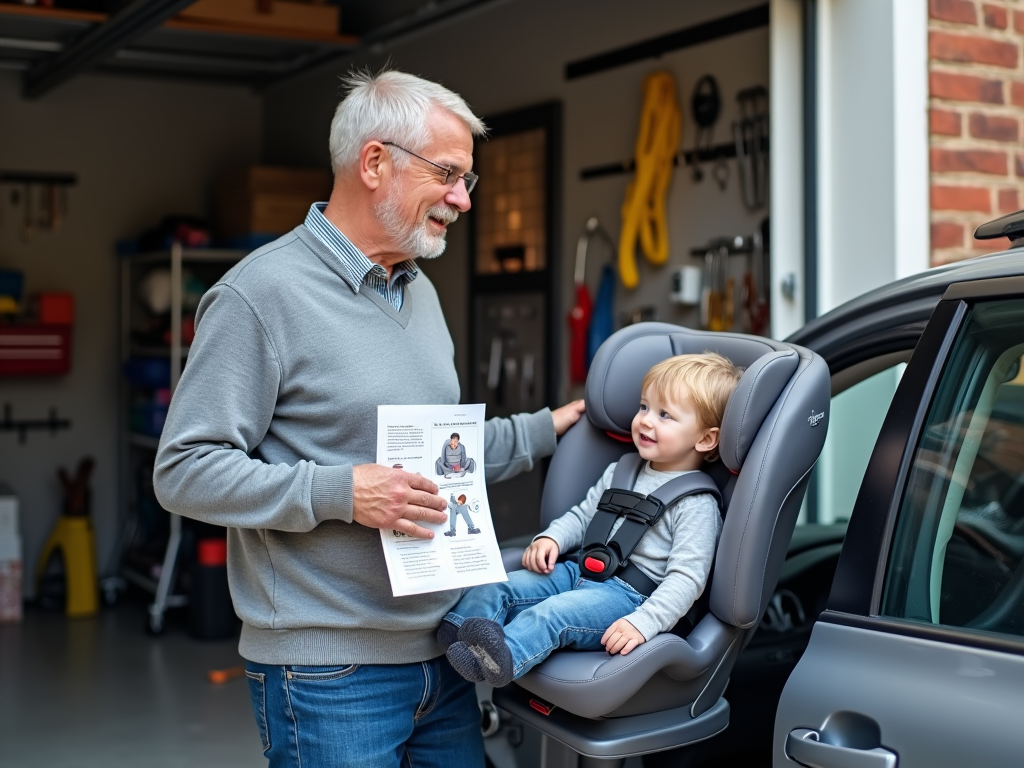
[774,276,1024,768]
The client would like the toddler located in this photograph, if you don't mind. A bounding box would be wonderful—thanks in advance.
[439,353,742,687]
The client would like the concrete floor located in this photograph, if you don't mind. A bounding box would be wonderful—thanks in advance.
[0,603,263,767]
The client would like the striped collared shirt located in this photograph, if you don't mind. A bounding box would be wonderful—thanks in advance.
[303,203,418,311]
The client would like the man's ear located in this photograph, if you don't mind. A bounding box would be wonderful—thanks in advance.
[358,141,387,191]
[695,426,720,454]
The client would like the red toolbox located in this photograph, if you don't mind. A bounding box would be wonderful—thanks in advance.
[0,325,72,376]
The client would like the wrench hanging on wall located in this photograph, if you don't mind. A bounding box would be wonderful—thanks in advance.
[733,86,769,210]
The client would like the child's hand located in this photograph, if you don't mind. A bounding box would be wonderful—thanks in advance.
[601,618,646,655]
[523,537,560,574]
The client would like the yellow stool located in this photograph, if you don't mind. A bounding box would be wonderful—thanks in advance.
[36,516,98,617]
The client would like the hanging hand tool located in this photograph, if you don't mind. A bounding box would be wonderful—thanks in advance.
[690,75,720,183]
[588,263,616,367]
[619,71,681,289]
[702,246,730,331]
[21,183,33,242]
[569,218,616,382]
[734,86,769,210]
[744,228,770,335]
[569,221,596,384]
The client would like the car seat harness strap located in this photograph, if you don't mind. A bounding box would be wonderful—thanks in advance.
[577,452,722,596]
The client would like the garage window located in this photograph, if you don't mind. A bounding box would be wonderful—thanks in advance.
[881,299,1024,639]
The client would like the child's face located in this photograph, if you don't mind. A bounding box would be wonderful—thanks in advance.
[631,385,719,472]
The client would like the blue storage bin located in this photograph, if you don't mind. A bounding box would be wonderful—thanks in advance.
[123,357,171,388]
[0,270,24,302]
[131,402,169,438]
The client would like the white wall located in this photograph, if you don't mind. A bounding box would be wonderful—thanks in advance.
[262,0,771,402]
[816,0,929,313]
[0,73,262,593]
[814,0,929,521]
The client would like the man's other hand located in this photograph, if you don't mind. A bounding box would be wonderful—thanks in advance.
[352,464,448,539]
[552,400,586,436]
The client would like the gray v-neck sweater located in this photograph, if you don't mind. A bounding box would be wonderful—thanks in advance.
[154,226,556,665]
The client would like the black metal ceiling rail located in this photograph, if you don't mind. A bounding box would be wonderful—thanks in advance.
[564,3,769,81]
[579,137,768,181]
[23,0,198,99]
[0,171,77,185]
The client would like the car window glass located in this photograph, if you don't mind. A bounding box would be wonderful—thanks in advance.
[881,299,1024,640]
[803,363,904,526]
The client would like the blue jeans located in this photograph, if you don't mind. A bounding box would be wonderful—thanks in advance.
[444,561,647,679]
[244,657,484,768]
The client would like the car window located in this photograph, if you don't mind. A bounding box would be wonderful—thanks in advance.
[805,361,905,526]
[881,298,1024,640]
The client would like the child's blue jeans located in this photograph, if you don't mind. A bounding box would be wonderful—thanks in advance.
[444,560,647,679]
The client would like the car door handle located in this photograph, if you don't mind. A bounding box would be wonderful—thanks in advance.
[786,728,897,768]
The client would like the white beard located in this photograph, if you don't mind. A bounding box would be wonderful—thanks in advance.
[374,184,459,260]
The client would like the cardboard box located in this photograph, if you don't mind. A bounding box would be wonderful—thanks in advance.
[219,166,333,197]
[216,166,332,237]
[0,487,18,538]
[178,0,340,34]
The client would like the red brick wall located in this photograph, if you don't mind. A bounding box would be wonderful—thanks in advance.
[929,0,1022,263]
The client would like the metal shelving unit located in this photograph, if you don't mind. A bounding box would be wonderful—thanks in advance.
[118,242,245,633]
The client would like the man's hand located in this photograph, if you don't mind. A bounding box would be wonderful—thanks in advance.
[552,400,586,436]
[601,618,646,655]
[352,464,448,539]
[523,536,560,574]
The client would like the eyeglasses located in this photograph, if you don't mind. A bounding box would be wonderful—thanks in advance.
[381,141,479,195]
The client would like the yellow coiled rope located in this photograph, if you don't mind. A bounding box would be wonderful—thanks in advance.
[618,71,681,289]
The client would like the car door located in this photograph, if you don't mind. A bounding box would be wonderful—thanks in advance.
[774,277,1024,767]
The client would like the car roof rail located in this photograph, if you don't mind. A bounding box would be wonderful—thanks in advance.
[975,209,1024,245]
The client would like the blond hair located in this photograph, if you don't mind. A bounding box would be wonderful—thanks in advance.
[641,352,743,462]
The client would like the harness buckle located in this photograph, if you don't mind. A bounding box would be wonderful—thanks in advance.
[578,544,620,582]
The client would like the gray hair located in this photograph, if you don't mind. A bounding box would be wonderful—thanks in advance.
[329,69,487,173]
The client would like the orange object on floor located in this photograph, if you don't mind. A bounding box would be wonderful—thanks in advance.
[209,666,245,684]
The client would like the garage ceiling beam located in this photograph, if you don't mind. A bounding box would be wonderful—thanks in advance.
[260,0,506,90]
[23,0,198,99]
[565,4,769,81]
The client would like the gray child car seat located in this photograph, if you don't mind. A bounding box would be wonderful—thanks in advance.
[492,322,830,763]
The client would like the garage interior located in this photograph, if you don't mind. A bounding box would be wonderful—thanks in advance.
[0,0,908,765]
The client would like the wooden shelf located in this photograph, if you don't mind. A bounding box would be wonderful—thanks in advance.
[0,4,357,45]
[163,17,357,46]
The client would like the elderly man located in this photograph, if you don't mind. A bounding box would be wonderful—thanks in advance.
[154,70,584,767]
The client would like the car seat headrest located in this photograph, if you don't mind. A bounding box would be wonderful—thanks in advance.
[718,350,799,470]
[584,323,799,471]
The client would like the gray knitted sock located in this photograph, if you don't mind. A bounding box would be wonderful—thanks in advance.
[437,619,459,649]
[459,617,514,687]
[446,641,485,683]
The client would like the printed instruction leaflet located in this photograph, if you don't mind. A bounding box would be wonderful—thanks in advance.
[376,403,508,597]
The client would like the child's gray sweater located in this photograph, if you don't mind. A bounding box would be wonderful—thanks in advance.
[154,226,556,665]
[538,461,722,640]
